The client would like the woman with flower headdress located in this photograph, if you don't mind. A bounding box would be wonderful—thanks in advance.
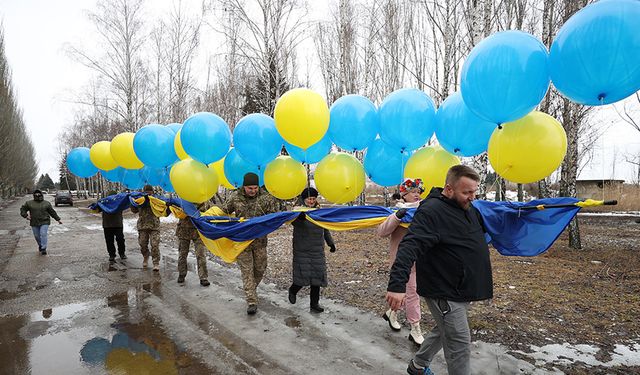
[377,178,425,345]
[288,186,336,313]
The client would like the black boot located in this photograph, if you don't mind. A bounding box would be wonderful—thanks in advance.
[310,285,324,313]
[288,284,300,304]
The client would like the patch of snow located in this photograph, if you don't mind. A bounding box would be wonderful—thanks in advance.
[343,280,362,284]
[83,218,144,234]
[579,211,640,217]
[514,341,640,368]
[161,216,179,224]
[485,190,533,202]
[122,218,136,234]
[51,226,69,233]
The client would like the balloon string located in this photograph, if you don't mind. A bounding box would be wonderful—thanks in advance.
[600,96,605,202]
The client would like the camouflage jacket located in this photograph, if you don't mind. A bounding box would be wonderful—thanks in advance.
[131,197,160,231]
[222,187,281,219]
[175,200,215,240]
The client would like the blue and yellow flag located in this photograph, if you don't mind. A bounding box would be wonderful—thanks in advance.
[90,193,591,261]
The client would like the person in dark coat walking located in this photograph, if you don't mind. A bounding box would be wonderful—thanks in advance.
[97,190,126,262]
[20,189,62,255]
[287,187,336,313]
[386,165,492,375]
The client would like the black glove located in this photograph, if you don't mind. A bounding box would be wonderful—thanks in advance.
[395,208,408,219]
[329,244,336,253]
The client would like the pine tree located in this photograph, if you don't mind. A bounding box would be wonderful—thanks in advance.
[58,155,76,190]
[241,49,290,116]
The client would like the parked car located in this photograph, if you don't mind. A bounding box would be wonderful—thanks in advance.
[54,191,73,206]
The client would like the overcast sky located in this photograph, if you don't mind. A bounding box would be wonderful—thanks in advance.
[1,0,639,183]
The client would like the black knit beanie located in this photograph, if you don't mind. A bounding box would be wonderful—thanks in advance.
[242,172,259,186]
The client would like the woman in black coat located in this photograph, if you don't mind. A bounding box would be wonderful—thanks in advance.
[288,187,336,313]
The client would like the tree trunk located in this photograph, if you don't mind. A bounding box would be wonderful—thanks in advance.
[560,97,582,249]
[471,153,489,199]
[517,183,523,202]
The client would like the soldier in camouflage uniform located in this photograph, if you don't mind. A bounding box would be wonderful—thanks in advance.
[176,200,214,287]
[222,172,281,315]
[130,185,161,271]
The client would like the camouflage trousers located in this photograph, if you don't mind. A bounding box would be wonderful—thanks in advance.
[178,238,209,280]
[138,229,160,266]
[236,237,268,305]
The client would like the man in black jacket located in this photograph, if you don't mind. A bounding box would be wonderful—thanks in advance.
[386,165,492,375]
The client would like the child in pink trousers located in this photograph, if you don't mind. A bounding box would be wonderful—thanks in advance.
[377,178,425,345]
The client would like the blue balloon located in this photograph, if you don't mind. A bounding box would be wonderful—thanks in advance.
[284,135,332,164]
[141,166,166,186]
[435,92,497,157]
[328,95,379,151]
[122,169,145,190]
[160,171,174,193]
[460,30,549,124]
[549,0,640,105]
[67,147,98,178]
[223,148,264,188]
[364,139,412,187]
[80,337,110,364]
[378,88,436,152]
[101,167,124,183]
[133,124,178,168]
[166,123,182,134]
[233,114,283,168]
[181,112,232,164]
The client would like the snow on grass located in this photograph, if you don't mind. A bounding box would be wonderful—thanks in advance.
[514,341,640,368]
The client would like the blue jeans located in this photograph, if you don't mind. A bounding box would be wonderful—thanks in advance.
[31,225,49,250]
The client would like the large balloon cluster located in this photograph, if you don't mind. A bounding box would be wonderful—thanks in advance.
[67,0,640,202]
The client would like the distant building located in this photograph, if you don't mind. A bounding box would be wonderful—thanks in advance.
[576,179,625,200]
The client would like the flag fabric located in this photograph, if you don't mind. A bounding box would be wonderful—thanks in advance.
[472,197,580,256]
[89,193,584,261]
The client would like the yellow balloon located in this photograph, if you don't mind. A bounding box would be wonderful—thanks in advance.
[404,145,460,197]
[174,129,189,160]
[274,88,329,150]
[315,152,365,204]
[263,156,307,199]
[89,141,118,171]
[111,132,144,169]
[488,111,567,184]
[170,158,219,203]
[208,158,234,190]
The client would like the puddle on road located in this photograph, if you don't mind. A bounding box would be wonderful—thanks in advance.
[285,316,301,328]
[0,286,210,374]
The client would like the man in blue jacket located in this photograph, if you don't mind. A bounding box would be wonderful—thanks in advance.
[386,165,492,375]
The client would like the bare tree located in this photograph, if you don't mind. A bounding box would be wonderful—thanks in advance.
[67,0,150,131]
[199,7,250,128]
[314,0,360,103]
[164,0,202,122]
[208,0,308,115]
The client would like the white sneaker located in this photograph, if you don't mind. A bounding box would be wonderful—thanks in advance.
[409,322,424,345]
[383,309,402,331]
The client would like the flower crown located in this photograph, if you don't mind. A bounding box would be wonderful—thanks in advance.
[399,178,425,194]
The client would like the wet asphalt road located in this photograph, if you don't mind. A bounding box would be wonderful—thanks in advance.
[0,195,545,375]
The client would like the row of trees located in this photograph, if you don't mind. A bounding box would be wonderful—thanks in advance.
[0,26,38,198]
[59,0,628,248]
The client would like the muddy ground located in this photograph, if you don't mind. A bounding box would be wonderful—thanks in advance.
[163,212,639,375]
